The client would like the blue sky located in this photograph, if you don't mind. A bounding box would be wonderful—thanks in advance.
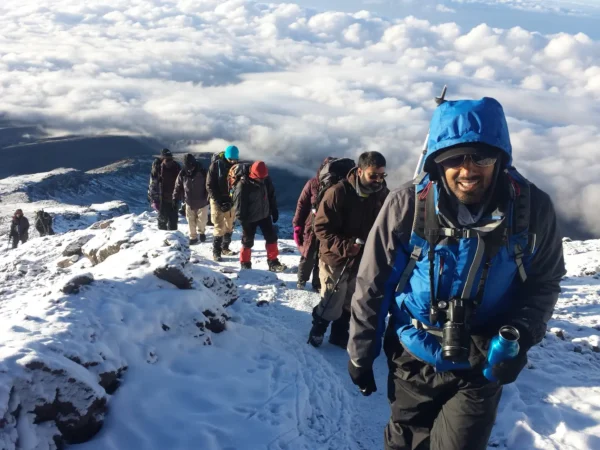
[270,0,600,38]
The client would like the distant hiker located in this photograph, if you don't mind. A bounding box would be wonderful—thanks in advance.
[308,152,389,348]
[292,157,334,292]
[148,148,181,231]
[207,145,239,261]
[34,210,54,236]
[347,98,566,450]
[231,161,287,272]
[173,153,209,245]
[10,209,29,249]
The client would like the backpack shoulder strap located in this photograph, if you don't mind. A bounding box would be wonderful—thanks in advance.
[505,167,532,282]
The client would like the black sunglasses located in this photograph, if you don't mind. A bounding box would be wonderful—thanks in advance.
[440,153,497,169]
[366,172,387,180]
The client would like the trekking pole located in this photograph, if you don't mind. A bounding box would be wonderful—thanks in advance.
[413,85,448,180]
[307,238,365,343]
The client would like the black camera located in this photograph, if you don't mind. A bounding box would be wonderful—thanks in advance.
[430,298,471,363]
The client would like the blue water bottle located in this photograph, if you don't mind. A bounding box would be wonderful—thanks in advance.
[483,325,520,381]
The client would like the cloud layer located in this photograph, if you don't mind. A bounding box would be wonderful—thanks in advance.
[1,0,599,233]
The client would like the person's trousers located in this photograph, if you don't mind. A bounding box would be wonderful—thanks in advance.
[240,217,278,263]
[158,200,178,230]
[186,205,209,239]
[314,260,357,322]
[383,331,502,450]
[11,233,28,249]
[298,238,320,288]
[210,199,235,238]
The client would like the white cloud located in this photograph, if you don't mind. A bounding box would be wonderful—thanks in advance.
[0,0,599,233]
[436,4,457,13]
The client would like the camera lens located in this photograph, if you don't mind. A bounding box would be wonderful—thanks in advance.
[442,323,470,362]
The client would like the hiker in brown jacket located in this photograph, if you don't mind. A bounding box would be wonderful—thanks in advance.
[309,151,389,348]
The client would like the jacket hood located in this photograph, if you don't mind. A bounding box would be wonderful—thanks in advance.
[425,97,512,171]
[250,161,269,180]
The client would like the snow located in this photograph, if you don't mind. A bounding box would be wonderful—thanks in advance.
[1,202,600,448]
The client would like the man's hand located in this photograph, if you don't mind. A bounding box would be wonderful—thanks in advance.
[272,211,279,224]
[293,226,303,248]
[347,243,361,257]
[348,360,377,396]
[151,201,159,211]
[491,351,528,385]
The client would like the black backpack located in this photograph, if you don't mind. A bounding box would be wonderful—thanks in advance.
[312,158,355,210]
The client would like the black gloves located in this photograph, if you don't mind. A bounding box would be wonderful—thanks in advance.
[272,210,279,223]
[348,360,377,396]
[491,349,528,385]
[219,202,232,213]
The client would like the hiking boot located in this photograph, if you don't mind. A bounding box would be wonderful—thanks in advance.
[297,280,306,290]
[328,333,349,349]
[199,234,206,243]
[240,262,252,270]
[221,248,235,256]
[213,236,223,261]
[268,259,287,273]
[308,311,330,348]
[329,310,350,349]
[189,237,199,245]
[312,283,321,293]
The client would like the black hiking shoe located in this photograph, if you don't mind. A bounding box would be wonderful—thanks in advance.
[221,248,235,256]
[189,237,199,245]
[328,333,349,349]
[213,252,222,262]
[329,310,350,349]
[199,234,206,243]
[268,259,287,273]
[312,283,321,293]
[307,309,329,348]
[213,236,223,261]
[240,262,252,270]
[297,280,306,290]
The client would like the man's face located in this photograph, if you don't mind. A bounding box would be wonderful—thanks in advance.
[16,212,22,218]
[443,156,495,204]
[358,166,386,191]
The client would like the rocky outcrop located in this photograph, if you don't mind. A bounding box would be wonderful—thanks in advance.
[154,266,193,289]
[62,235,94,257]
[61,273,94,294]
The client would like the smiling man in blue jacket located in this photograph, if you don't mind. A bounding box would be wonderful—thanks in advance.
[347,97,566,450]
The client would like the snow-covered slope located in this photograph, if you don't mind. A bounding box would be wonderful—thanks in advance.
[0,213,236,449]
[2,202,600,448]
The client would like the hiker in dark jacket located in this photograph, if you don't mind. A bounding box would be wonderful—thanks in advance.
[10,209,29,248]
[309,152,389,348]
[206,145,239,261]
[293,157,333,292]
[148,148,181,230]
[232,161,286,272]
[173,153,209,245]
[347,98,566,450]
[34,210,54,236]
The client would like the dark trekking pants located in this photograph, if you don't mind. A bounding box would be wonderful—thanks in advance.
[158,200,178,230]
[11,232,28,249]
[298,238,320,289]
[383,330,502,450]
[241,217,277,248]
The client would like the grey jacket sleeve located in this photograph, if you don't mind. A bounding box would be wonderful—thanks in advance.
[509,185,566,348]
[348,186,415,367]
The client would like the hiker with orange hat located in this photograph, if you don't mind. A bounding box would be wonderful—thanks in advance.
[230,161,287,273]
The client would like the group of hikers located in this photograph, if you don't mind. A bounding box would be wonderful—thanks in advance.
[149,97,566,450]
[7,209,54,249]
[147,145,287,272]
[5,94,566,450]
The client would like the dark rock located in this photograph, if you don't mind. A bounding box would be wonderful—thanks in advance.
[202,309,227,333]
[162,323,170,331]
[63,235,94,257]
[154,266,193,289]
[592,346,600,353]
[554,329,566,340]
[99,367,127,395]
[574,345,583,353]
[62,274,94,294]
